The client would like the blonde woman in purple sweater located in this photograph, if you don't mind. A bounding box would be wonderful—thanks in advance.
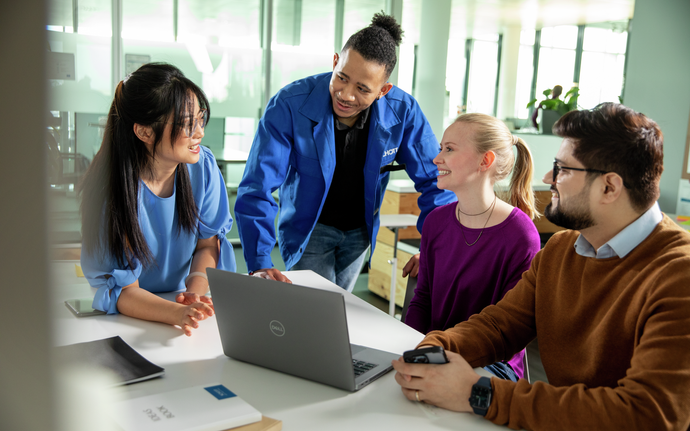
[404,113,541,381]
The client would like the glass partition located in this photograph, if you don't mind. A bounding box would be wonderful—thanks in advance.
[179,0,261,48]
[123,0,174,41]
[47,31,113,113]
[46,1,113,245]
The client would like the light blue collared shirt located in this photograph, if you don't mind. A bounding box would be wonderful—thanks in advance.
[573,202,663,259]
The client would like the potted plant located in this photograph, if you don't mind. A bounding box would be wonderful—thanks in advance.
[527,86,579,134]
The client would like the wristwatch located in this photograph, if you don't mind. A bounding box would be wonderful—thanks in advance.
[469,376,492,416]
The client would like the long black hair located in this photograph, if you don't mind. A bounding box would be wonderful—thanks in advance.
[80,63,210,269]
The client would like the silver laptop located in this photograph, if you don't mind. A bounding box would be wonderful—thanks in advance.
[207,268,399,392]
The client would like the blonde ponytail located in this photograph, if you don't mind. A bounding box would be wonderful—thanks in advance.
[509,137,540,220]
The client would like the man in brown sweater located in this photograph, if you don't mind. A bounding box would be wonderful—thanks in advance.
[393,103,690,430]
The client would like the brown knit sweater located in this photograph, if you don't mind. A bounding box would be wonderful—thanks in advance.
[422,216,690,430]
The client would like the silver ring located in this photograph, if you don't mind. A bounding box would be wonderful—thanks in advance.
[415,390,421,402]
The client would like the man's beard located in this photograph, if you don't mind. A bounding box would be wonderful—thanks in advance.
[544,186,595,231]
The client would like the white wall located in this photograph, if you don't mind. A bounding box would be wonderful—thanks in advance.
[623,0,690,213]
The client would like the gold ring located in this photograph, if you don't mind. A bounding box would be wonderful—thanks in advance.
[415,390,421,402]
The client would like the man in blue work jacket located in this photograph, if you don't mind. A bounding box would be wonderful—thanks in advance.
[235,13,455,291]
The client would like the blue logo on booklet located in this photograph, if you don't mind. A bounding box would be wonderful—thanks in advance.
[205,385,237,400]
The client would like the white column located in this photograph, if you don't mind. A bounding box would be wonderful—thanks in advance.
[413,0,452,140]
[261,0,274,110]
[111,0,123,91]
[496,26,521,120]
[385,0,403,87]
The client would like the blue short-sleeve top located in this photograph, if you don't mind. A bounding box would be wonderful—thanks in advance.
[81,146,236,314]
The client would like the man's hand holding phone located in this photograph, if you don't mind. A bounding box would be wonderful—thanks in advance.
[393,346,480,412]
[403,346,449,364]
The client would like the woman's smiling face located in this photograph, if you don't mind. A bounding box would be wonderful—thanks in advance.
[433,122,485,192]
[149,95,207,169]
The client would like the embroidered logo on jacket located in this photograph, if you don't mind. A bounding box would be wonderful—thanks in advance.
[383,147,398,157]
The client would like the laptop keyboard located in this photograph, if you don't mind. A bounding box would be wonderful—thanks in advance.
[353,359,377,377]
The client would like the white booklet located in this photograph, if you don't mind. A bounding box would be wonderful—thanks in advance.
[113,383,262,431]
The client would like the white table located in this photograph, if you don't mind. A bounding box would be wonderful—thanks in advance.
[51,262,501,431]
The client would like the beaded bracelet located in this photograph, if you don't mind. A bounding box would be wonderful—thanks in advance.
[185,271,208,287]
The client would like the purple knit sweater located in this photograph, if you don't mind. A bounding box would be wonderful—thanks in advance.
[405,203,541,379]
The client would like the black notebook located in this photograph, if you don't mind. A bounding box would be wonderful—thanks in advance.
[55,336,165,385]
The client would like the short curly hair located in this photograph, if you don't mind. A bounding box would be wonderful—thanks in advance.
[342,12,403,79]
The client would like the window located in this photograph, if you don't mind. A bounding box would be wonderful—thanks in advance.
[466,35,499,115]
[396,0,421,94]
[342,0,386,43]
[445,38,467,122]
[179,0,261,49]
[578,23,628,109]
[514,30,535,119]
[528,22,628,119]
[223,117,258,161]
[273,0,335,51]
[123,0,174,41]
[270,0,336,96]
[535,25,578,98]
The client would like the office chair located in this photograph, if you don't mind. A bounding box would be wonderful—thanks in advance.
[523,348,531,383]
[400,276,417,323]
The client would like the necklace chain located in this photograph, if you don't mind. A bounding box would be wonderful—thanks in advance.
[456,199,494,216]
[457,194,497,246]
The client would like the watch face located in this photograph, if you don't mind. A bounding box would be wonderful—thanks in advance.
[470,386,492,409]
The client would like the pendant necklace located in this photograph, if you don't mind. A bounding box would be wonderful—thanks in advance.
[457,194,497,246]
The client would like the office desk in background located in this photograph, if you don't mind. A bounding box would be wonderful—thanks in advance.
[51,262,502,431]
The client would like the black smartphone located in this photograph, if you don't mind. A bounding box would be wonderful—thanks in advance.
[403,346,449,364]
[65,299,106,317]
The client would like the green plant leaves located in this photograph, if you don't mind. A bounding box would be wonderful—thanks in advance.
[530,86,580,113]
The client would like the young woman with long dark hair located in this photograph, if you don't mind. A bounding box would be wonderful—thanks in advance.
[80,63,236,336]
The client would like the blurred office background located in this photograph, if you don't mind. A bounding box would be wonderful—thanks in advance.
[44,0,667,248]
[2,0,689,429]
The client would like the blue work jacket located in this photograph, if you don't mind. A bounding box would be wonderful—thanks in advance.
[235,72,456,272]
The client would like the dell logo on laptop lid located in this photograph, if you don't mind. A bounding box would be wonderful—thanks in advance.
[269,320,285,337]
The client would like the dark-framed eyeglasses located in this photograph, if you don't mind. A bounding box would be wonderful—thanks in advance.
[163,109,209,138]
[552,160,608,183]
[552,160,631,188]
